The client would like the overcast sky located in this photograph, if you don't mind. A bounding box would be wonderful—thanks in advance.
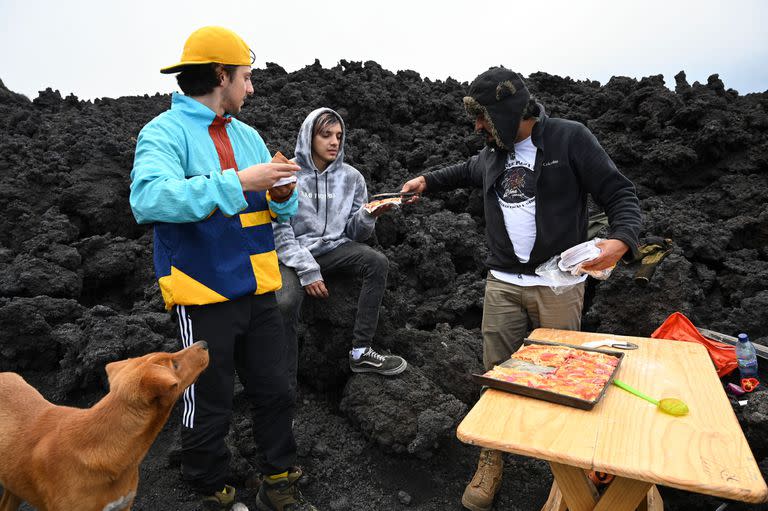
[1,0,766,101]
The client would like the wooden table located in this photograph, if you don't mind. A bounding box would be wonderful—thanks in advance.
[456,328,768,511]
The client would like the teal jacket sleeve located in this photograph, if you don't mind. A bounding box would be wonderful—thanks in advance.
[129,121,248,224]
[268,188,299,223]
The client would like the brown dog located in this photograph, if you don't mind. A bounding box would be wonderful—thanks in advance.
[0,341,209,511]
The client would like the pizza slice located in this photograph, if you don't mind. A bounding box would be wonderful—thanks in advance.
[485,367,547,387]
[511,344,575,367]
[364,196,402,214]
[569,350,619,367]
[555,380,604,401]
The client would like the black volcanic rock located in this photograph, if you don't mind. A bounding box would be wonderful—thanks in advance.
[340,366,467,456]
[1,63,767,510]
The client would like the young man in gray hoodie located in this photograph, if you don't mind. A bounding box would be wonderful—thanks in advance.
[274,108,407,384]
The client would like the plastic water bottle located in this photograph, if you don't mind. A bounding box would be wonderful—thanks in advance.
[736,333,759,379]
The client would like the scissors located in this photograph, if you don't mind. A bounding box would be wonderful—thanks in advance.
[369,192,419,200]
[582,339,639,350]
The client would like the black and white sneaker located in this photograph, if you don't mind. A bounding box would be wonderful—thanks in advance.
[349,347,407,375]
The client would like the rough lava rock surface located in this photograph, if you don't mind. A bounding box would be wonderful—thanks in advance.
[0,64,767,510]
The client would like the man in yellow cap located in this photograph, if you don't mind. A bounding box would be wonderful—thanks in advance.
[130,26,316,511]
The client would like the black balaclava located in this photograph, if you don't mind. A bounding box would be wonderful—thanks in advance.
[463,67,530,153]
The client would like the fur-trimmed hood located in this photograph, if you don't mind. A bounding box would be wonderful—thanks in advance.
[463,67,531,152]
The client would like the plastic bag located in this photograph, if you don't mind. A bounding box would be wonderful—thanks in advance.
[559,238,614,280]
[535,239,614,294]
[534,255,585,295]
[651,312,737,377]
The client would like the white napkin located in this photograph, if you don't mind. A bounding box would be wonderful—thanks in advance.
[558,240,602,272]
[272,175,298,187]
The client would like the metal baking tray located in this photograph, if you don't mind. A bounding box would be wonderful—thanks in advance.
[472,338,625,410]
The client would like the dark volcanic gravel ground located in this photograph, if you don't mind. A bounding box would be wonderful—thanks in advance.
[1,60,767,510]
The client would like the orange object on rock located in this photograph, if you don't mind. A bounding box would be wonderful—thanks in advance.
[588,470,615,488]
[741,378,760,392]
[651,312,738,377]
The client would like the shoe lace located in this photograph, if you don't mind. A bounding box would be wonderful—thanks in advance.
[366,348,386,362]
[475,451,496,487]
[274,476,308,505]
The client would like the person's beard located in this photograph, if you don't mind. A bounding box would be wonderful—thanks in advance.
[478,127,507,151]
[224,102,241,116]
[223,93,247,116]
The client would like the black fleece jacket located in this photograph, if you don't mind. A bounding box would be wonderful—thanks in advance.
[424,112,642,275]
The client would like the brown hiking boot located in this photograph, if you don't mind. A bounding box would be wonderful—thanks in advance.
[461,448,504,511]
[256,467,317,511]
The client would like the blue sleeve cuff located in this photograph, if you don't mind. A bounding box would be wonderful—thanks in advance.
[269,189,299,223]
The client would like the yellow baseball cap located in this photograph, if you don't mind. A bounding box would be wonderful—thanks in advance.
[161,26,255,74]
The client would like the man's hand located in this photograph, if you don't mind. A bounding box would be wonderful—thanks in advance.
[369,202,395,218]
[238,162,300,192]
[400,176,426,204]
[304,280,329,299]
[269,182,297,202]
[581,239,629,271]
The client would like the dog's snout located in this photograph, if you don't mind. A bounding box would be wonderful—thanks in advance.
[196,340,208,351]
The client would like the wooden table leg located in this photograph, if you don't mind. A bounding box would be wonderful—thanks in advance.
[592,476,652,511]
[541,481,567,511]
[545,463,660,511]
[636,485,663,511]
[549,462,599,511]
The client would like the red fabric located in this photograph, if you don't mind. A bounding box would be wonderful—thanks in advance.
[208,115,246,203]
[208,115,237,171]
[651,312,737,377]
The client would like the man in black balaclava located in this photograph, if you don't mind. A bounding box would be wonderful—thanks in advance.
[400,67,641,511]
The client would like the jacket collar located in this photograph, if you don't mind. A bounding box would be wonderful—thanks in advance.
[171,92,233,125]
[530,103,548,150]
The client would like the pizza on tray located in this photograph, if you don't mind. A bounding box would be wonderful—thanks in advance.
[506,344,573,366]
[482,343,619,402]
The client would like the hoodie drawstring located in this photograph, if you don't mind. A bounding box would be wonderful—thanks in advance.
[313,170,329,238]
[314,170,319,213]
[323,172,329,236]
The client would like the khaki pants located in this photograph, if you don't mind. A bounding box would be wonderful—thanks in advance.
[481,272,586,370]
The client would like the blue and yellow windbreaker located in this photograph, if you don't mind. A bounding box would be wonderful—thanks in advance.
[130,93,282,309]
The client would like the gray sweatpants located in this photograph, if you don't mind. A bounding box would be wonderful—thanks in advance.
[481,272,586,370]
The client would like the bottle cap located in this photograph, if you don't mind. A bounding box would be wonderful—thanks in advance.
[738,333,749,343]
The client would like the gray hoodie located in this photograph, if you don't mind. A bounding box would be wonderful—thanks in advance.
[273,108,376,286]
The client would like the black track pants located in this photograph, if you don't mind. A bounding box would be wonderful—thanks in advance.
[175,293,296,493]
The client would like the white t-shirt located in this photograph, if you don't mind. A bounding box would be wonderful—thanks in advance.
[490,137,587,287]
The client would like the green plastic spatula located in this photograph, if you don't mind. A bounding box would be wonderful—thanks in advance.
[613,379,689,416]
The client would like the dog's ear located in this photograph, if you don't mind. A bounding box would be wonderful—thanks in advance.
[141,364,180,402]
[105,359,132,387]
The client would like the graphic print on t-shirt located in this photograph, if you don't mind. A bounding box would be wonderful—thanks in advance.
[495,138,537,265]
[494,158,536,207]
[494,155,535,207]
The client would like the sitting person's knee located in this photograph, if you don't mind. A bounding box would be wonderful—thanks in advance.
[366,249,389,274]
